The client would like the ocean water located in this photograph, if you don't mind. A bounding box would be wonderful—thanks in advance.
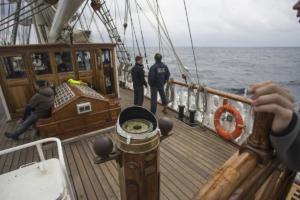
[137,47,300,103]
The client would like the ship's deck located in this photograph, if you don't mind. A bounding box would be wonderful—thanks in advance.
[0,88,237,200]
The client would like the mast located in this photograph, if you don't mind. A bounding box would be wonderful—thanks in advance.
[10,0,21,44]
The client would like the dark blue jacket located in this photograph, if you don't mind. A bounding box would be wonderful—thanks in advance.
[148,62,170,88]
[131,63,147,87]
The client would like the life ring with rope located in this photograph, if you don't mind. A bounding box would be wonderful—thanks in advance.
[214,98,244,140]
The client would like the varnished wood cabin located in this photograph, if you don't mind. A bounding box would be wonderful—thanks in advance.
[0,43,121,139]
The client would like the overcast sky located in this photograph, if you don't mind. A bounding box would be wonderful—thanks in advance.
[101,0,300,47]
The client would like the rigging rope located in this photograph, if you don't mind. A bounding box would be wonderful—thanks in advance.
[136,1,183,74]
[87,12,95,30]
[182,0,200,85]
[134,0,149,69]
[5,2,11,42]
[0,0,36,25]
[70,0,89,43]
[114,0,124,43]
[0,4,51,32]
[128,0,141,56]
[155,0,162,52]
[82,6,90,29]
[0,1,41,28]
[27,23,31,44]
[71,0,89,31]
[156,3,185,74]
[123,0,129,45]
[165,79,175,103]
[131,21,136,58]
[87,5,105,42]
[195,86,207,124]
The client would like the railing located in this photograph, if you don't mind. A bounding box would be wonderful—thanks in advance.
[122,76,254,146]
[0,137,76,199]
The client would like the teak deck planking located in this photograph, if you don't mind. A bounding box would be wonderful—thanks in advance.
[0,88,237,200]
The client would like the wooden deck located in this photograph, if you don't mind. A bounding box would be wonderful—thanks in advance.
[0,88,237,200]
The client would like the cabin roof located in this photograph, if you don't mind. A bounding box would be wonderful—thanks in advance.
[72,84,105,100]
[0,43,117,54]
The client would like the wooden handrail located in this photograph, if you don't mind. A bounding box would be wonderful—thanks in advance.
[170,80,253,105]
[122,69,252,105]
[193,112,294,200]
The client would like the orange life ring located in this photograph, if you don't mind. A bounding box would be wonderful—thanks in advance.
[214,99,244,140]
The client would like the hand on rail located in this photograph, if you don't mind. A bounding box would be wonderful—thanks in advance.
[249,81,294,134]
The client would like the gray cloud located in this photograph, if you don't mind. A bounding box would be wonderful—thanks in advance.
[92,0,300,47]
[155,0,300,46]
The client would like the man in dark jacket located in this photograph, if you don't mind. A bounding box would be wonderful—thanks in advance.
[5,80,54,140]
[148,53,170,114]
[131,56,147,106]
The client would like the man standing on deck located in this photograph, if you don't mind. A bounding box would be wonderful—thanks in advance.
[148,53,170,114]
[131,56,147,106]
[5,80,54,140]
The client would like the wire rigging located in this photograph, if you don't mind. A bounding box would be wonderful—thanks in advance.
[0,3,51,32]
[70,0,89,43]
[128,0,141,56]
[0,0,36,25]
[123,0,129,44]
[87,5,105,42]
[134,0,149,69]
[182,0,200,85]
[144,0,185,75]
[0,1,41,28]
[136,1,184,75]
[155,0,162,52]
[71,0,89,31]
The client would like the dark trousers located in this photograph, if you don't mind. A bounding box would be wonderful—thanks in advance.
[150,87,168,114]
[133,86,144,106]
[22,105,33,121]
[12,113,39,138]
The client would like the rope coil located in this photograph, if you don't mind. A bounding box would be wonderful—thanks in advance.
[187,84,196,111]
[165,79,175,104]
[196,85,207,112]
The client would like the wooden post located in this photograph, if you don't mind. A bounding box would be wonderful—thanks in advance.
[117,148,160,200]
[241,112,274,164]
[193,112,275,200]
[115,106,161,200]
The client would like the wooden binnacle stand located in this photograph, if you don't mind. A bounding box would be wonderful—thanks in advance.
[93,106,173,200]
[194,112,296,200]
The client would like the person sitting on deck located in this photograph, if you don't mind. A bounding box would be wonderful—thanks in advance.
[5,80,54,140]
[131,56,147,106]
[250,81,300,171]
[148,53,170,114]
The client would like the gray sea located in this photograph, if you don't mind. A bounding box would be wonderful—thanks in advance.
[135,47,300,103]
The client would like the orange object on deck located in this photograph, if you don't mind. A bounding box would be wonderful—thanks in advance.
[214,98,244,140]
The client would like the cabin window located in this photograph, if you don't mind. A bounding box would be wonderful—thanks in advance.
[102,49,111,65]
[76,51,91,71]
[31,52,52,75]
[55,51,73,73]
[1,56,26,79]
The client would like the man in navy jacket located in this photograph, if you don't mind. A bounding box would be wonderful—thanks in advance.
[148,53,170,114]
